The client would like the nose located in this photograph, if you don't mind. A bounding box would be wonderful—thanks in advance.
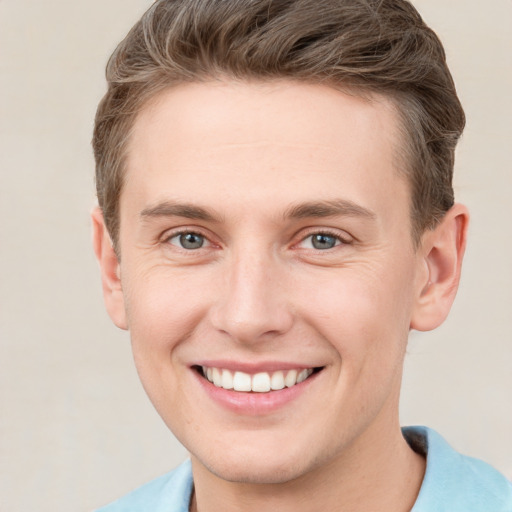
[209,247,294,344]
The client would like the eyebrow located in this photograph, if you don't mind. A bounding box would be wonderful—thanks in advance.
[140,201,221,222]
[283,199,376,220]
[139,198,376,223]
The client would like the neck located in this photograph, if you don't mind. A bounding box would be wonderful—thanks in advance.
[190,421,425,512]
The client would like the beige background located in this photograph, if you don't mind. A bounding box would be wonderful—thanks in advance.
[0,0,510,510]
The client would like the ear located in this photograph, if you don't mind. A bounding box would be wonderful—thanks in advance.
[410,203,469,332]
[91,207,128,330]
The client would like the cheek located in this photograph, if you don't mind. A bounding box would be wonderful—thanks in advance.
[122,267,210,355]
[121,269,208,419]
[294,262,415,362]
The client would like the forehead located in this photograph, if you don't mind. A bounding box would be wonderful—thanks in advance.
[123,80,409,225]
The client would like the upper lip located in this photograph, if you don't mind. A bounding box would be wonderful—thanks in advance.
[192,360,324,373]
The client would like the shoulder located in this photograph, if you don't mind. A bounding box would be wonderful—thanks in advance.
[94,459,193,512]
[404,426,512,512]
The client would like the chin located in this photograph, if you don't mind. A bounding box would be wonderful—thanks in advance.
[190,437,325,485]
[203,456,309,485]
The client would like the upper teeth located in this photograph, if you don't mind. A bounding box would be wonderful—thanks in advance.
[202,367,314,393]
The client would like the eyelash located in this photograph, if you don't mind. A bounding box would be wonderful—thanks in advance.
[296,229,352,250]
[163,229,213,251]
[162,227,351,252]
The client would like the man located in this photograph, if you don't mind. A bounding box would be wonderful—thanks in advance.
[91,0,512,510]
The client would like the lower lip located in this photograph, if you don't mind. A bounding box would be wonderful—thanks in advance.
[192,369,321,416]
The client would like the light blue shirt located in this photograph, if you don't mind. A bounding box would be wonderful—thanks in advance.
[96,426,512,512]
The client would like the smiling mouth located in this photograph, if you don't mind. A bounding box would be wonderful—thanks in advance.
[195,366,323,393]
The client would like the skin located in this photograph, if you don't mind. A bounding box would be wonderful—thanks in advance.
[93,81,468,512]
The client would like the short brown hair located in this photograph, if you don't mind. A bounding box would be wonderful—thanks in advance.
[93,0,465,248]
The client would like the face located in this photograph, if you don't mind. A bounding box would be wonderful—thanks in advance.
[110,81,429,483]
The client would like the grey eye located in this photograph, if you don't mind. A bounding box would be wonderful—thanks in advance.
[170,232,206,250]
[311,233,338,250]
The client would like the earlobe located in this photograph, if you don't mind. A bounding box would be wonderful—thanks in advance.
[91,208,128,330]
[410,204,469,332]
